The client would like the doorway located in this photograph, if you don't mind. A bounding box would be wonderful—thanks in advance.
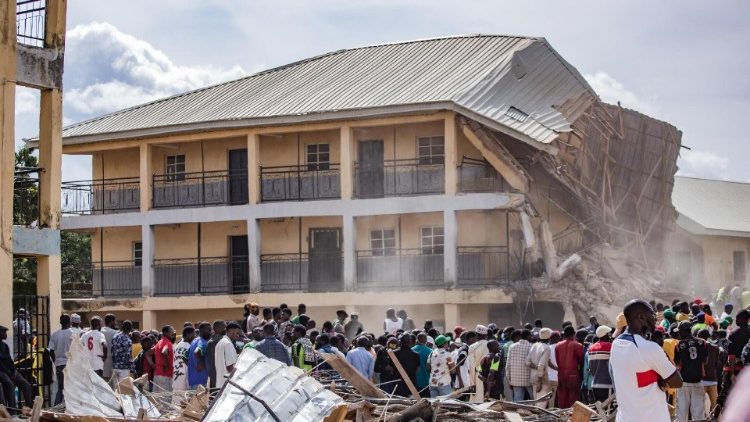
[308,228,343,291]
[228,149,248,205]
[229,235,249,293]
[357,140,384,198]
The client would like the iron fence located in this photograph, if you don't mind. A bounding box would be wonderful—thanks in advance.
[16,0,45,47]
[457,246,514,287]
[153,256,248,296]
[12,295,51,407]
[13,176,39,225]
[356,248,444,289]
[260,164,340,202]
[260,252,343,292]
[354,159,444,198]
[61,177,140,215]
[152,170,247,208]
[61,260,142,298]
[458,157,506,193]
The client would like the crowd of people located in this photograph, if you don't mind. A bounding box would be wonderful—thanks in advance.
[0,297,745,421]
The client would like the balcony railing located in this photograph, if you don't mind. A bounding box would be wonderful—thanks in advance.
[458,157,506,193]
[62,260,142,298]
[13,176,39,225]
[153,256,249,296]
[61,178,140,215]
[457,246,520,287]
[354,159,444,198]
[260,252,343,292]
[260,164,340,202]
[16,0,45,47]
[152,170,248,209]
[356,248,444,289]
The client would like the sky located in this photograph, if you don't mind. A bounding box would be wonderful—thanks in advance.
[14,0,750,182]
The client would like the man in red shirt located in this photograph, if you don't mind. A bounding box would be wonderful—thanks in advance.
[153,325,176,394]
[555,325,583,408]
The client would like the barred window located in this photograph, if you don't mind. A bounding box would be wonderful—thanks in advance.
[417,136,444,165]
[165,155,185,181]
[306,144,330,171]
[421,226,444,255]
[370,229,396,256]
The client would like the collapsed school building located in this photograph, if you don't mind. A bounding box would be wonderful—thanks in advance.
[44,34,683,330]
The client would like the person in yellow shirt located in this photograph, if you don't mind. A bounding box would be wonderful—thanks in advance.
[662,323,680,416]
[675,302,691,322]
[131,331,142,360]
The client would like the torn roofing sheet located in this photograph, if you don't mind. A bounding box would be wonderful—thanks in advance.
[203,348,344,422]
[62,335,124,418]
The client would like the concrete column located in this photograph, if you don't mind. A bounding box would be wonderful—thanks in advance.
[37,255,62,325]
[247,133,260,204]
[139,144,153,212]
[0,0,18,334]
[247,217,261,293]
[444,113,458,195]
[443,209,457,288]
[141,310,157,331]
[141,224,155,296]
[339,126,354,199]
[38,89,63,227]
[343,214,356,292]
[444,303,460,333]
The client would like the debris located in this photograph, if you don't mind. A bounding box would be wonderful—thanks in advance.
[62,336,125,418]
[320,352,386,398]
[571,401,598,422]
[387,349,421,399]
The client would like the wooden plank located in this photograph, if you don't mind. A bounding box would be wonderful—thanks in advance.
[571,401,597,422]
[502,411,524,422]
[387,349,420,399]
[0,405,10,419]
[30,396,43,422]
[320,352,386,399]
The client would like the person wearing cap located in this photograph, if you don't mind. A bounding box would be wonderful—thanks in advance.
[720,303,734,324]
[70,313,83,337]
[527,327,554,407]
[660,309,676,331]
[587,326,613,403]
[0,325,34,410]
[344,312,363,341]
[468,324,490,402]
[427,335,454,397]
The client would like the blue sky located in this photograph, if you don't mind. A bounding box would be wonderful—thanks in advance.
[14,0,750,181]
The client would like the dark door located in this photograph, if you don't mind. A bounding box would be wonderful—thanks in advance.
[230,235,249,293]
[308,228,343,292]
[357,140,384,198]
[228,149,249,205]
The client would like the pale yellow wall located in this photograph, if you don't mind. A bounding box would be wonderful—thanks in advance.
[152,221,247,259]
[91,226,141,262]
[259,130,340,167]
[93,148,140,179]
[352,120,444,162]
[457,129,483,162]
[150,137,247,175]
[457,210,509,247]
[355,212,444,251]
[699,235,750,292]
[260,216,343,254]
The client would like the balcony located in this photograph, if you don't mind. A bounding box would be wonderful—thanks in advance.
[152,170,248,209]
[260,164,340,202]
[458,157,506,193]
[354,159,444,198]
[61,178,140,215]
[457,246,515,287]
[153,256,249,296]
[13,175,39,225]
[260,252,343,292]
[62,261,142,298]
[356,248,443,289]
[16,0,45,47]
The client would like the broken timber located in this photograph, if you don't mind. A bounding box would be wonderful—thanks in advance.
[320,352,386,398]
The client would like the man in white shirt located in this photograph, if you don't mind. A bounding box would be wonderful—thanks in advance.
[468,325,489,402]
[214,322,241,389]
[101,314,118,380]
[610,300,683,422]
[80,316,108,377]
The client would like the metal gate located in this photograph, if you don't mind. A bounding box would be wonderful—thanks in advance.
[12,295,51,407]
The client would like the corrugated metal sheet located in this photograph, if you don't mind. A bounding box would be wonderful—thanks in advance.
[60,34,597,147]
[673,176,750,234]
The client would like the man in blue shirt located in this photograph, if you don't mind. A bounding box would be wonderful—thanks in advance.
[256,324,292,365]
[187,322,212,389]
[412,333,433,395]
[346,336,375,380]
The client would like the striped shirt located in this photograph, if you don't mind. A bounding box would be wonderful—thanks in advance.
[507,339,532,387]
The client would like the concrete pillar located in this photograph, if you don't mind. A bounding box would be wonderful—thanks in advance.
[444,303,460,333]
[141,310,157,331]
[38,90,63,227]
[139,144,153,212]
[444,113,458,195]
[343,214,356,292]
[247,133,260,204]
[0,0,18,336]
[37,255,62,324]
[443,210,457,288]
[339,126,354,199]
[141,224,155,296]
[247,217,261,293]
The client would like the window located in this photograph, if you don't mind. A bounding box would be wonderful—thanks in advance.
[165,155,185,181]
[306,144,330,171]
[421,226,444,255]
[734,251,746,282]
[370,229,396,256]
[133,242,142,266]
[417,136,444,165]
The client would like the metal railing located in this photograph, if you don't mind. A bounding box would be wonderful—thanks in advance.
[260,252,343,292]
[153,256,249,296]
[61,260,142,298]
[13,176,39,225]
[356,248,444,289]
[152,169,248,208]
[354,159,444,198]
[260,164,340,202]
[61,177,140,215]
[457,246,515,287]
[458,157,506,193]
[16,0,45,47]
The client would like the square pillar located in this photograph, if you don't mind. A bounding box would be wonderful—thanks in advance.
[443,210,457,288]
[141,310,157,331]
[340,126,354,199]
[38,89,63,227]
[247,133,260,204]
[444,304,460,333]
[37,255,62,326]
[343,214,356,292]
[247,218,261,293]
[444,113,458,195]
[141,224,155,296]
[139,144,153,212]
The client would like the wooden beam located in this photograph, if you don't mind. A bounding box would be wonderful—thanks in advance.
[387,349,420,399]
[320,352,386,398]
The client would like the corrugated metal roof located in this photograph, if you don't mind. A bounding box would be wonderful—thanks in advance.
[60,34,597,147]
[673,176,750,235]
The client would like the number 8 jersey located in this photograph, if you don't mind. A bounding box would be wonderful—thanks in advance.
[674,338,707,384]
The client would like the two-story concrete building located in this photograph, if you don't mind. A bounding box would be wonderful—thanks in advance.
[50,35,681,331]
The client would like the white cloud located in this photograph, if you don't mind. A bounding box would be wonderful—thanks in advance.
[677,149,730,180]
[584,71,659,117]
[14,86,38,115]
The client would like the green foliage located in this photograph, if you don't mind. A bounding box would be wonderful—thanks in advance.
[13,147,39,226]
